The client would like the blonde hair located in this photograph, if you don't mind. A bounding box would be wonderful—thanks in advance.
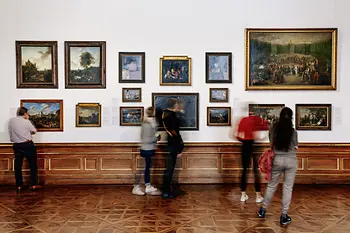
[146,106,154,117]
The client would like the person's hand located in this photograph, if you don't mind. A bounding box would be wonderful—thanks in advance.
[177,153,182,158]
[295,146,299,150]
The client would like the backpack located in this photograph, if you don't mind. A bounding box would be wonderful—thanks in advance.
[258,149,275,181]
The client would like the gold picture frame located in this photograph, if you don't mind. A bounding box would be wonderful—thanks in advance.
[295,104,332,131]
[245,28,337,90]
[76,103,101,127]
[160,56,191,86]
[207,107,231,126]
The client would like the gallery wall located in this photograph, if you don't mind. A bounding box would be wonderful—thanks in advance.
[0,0,349,143]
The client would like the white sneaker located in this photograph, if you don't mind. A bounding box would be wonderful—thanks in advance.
[132,186,145,196]
[240,193,249,202]
[256,196,264,203]
[145,185,162,196]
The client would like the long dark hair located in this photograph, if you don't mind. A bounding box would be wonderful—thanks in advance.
[273,107,294,151]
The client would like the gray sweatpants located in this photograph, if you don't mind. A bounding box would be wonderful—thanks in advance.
[262,155,297,215]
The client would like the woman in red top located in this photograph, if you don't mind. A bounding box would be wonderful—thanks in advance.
[235,112,269,203]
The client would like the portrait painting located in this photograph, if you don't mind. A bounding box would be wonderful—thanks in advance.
[209,88,229,102]
[160,56,191,86]
[207,107,231,126]
[296,104,331,130]
[120,107,144,126]
[76,103,101,127]
[20,100,63,132]
[152,93,199,131]
[65,41,106,88]
[246,28,337,90]
[119,52,145,83]
[206,53,232,83]
[249,104,285,127]
[122,88,142,102]
[16,41,58,88]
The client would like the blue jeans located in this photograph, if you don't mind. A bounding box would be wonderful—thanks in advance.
[135,150,155,185]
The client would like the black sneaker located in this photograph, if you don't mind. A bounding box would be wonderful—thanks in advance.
[162,193,175,199]
[280,215,292,226]
[257,207,266,218]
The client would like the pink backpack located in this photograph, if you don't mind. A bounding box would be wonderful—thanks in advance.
[258,149,275,181]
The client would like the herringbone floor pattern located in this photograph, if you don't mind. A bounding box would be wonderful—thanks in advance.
[0,185,349,232]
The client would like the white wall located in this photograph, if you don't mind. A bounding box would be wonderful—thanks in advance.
[0,0,349,143]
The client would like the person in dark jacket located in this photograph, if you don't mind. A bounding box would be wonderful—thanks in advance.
[161,98,184,199]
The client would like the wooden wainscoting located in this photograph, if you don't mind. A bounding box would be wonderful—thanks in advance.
[0,143,349,185]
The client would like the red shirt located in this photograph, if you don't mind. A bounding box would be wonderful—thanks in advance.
[236,116,269,141]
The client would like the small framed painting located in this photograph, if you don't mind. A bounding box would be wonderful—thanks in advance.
[295,104,332,130]
[76,103,101,127]
[207,107,231,126]
[248,104,285,127]
[206,52,232,83]
[160,56,191,86]
[16,41,58,88]
[209,88,229,102]
[119,52,145,83]
[122,88,142,102]
[65,41,106,88]
[120,107,144,126]
[20,99,63,131]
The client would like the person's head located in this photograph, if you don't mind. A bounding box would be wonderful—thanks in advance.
[168,98,181,111]
[273,107,294,151]
[17,107,30,120]
[146,106,155,118]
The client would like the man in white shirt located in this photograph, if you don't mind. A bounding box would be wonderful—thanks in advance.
[8,107,42,192]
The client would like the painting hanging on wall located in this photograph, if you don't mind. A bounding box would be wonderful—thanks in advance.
[245,28,337,90]
[65,41,106,88]
[122,88,142,102]
[20,99,63,131]
[207,107,231,126]
[295,104,332,130]
[152,93,199,131]
[248,104,285,127]
[209,88,229,102]
[119,52,145,83]
[160,56,191,86]
[16,41,58,88]
[206,52,232,83]
[120,107,144,126]
[76,103,101,127]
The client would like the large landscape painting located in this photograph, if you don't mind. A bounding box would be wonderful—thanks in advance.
[153,93,199,131]
[246,28,337,90]
[21,100,63,131]
[65,41,106,88]
[16,41,58,88]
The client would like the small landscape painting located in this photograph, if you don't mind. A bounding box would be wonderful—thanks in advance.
[120,107,144,126]
[76,103,101,127]
[20,100,63,131]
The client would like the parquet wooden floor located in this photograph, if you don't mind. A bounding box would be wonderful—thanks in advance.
[0,184,349,233]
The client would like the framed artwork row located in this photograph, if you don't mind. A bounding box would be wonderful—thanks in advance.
[18,99,332,131]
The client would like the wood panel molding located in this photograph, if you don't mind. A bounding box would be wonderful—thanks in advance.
[0,142,349,185]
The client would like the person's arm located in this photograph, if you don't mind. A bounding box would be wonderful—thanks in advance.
[28,120,37,134]
[293,130,299,150]
[162,112,177,137]
[235,119,244,141]
[256,116,269,130]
